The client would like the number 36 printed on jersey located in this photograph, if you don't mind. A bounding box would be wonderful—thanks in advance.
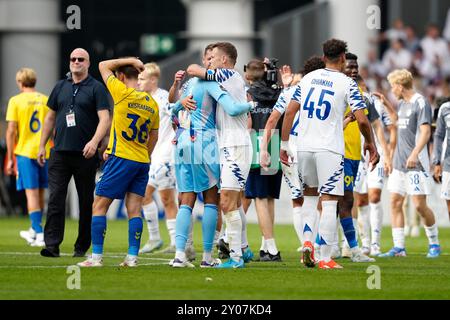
[122,113,151,143]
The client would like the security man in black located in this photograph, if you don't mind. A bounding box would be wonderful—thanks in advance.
[244,59,283,262]
[38,48,111,258]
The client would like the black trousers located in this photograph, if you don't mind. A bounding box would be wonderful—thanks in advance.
[44,150,98,252]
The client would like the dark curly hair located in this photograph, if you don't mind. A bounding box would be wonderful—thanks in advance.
[323,38,348,61]
[345,52,358,61]
[303,55,325,75]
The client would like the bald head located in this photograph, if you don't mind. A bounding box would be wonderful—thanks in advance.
[71,48,90,61]
[69,48,90,79]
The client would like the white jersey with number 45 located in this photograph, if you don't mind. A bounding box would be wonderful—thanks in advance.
[291,68,366,156]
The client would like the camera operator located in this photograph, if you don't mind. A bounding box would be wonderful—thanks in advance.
[244,58,283,262]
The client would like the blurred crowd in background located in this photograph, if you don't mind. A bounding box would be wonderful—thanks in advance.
[363,17,450,114]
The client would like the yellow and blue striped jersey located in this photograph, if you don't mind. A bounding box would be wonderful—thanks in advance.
[106,76,159,163]
[5,92,51,159]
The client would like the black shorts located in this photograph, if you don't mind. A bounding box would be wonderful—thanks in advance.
[245,168,283,199]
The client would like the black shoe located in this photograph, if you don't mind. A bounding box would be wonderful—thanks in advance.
[73,250,87,258]
[40,247,60,258]
[217,239,230,259]
[259,251,282,262]
[259,250,269,261]
[218,250,230,259]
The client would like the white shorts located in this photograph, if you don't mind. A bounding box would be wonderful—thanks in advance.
[354,159,385,194]
[367,159,385,190]
[281,162,303,199]
[220,146,252,191]
[387,169,432,196]
[441,171,450,200]
[354,161,368,194]
[147,163,176,190]
[297,151,344,196]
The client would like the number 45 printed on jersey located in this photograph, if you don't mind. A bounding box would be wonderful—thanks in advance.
[303,88,335,120]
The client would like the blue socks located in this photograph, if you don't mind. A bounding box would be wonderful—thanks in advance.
[92,216,107,255]
[340,217,358,248]
[29,210,43,233]
[202,204,218,253]
[92,216,143,257]
[128,217,143,256]
[175,205,193,252]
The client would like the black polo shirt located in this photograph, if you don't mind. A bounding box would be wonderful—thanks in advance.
[47,74,111,152]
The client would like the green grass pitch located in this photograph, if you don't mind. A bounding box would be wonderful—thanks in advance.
[0,217,448,300]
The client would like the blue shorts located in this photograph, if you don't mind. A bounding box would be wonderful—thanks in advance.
[96,155,149,199]
[174,130,220,193]
[16,155,48,191]
[245,169,283,199]
[344,158,360,192]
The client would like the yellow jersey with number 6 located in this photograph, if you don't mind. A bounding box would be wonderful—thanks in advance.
[5,92,51,159]
[105,75,159,163]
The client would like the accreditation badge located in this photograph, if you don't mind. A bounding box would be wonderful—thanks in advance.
[66,111,76,127]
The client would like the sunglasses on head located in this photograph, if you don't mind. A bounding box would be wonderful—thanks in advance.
[70,57,85,62]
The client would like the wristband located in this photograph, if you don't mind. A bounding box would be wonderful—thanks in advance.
[205,69,216,81]
[280,140,290,151]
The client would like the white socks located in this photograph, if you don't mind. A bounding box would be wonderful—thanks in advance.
[392,227,405,249]
[239,205,248,248]
[214,230,220,245]
[224,210,242,261]
[166,219,176,247]
[319,201,339,262]
[265,238,278,255]
[292,206,303,244]
[369,202,383,246]
[424,224,439,245]
[299,196,319,244]
[358,205,370,248]
[143,202,160,241]
[353,218,359,243]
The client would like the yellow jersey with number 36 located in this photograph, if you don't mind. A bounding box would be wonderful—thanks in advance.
[5,92,51,159]
[105,75,159,163]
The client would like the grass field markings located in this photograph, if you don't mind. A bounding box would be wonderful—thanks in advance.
[0,252,73,257]
[0,262,169,269]
[407,251,449,256]
[100,254,171,261]
[0,251,172,261]
[0,252,48,256]
[0,265,71,269]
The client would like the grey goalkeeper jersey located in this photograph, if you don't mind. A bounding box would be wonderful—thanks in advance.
[393,93,432,173]
[432,102,450,172]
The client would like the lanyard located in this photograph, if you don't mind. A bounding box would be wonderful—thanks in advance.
[70,85,80,112]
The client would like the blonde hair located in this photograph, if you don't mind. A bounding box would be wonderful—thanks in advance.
[144,62,160,78]
[387,69,413,89]
[16,68,37,88]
